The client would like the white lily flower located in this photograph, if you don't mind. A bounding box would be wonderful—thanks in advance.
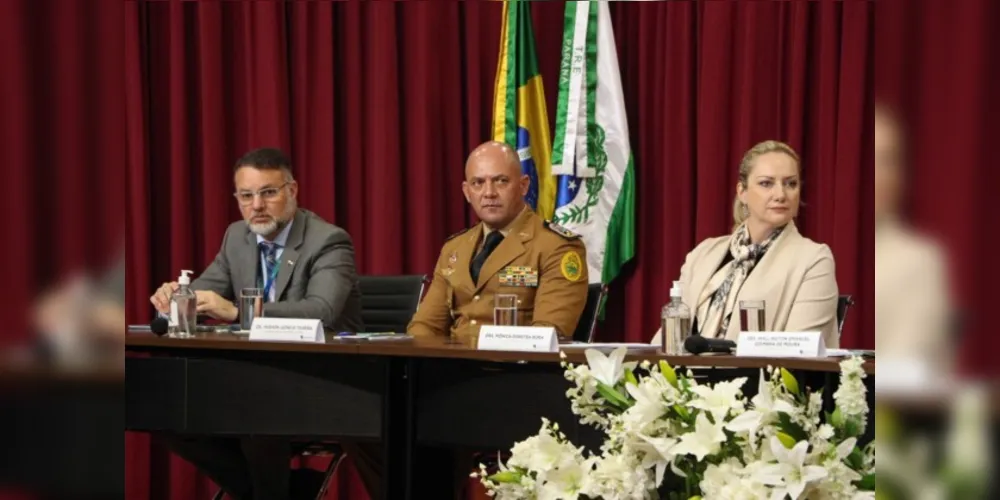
[727,371,796,443]
[836,437,858,461]
[671,412,727,462]
[585,346,630,387]
[624,379,669,428]
[756,437,828,500]
[637,433,679,486]
[538,459,587,500]
[688,377,748,422]
[508,420,579,474]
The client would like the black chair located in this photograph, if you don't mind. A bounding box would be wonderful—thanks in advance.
[573,284,609,343]
[209,445,346,500]
[837,295,855,336]
[357,274,429,333]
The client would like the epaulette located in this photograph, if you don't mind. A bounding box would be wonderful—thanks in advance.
[544,220,581,240]
[446,227,471,242]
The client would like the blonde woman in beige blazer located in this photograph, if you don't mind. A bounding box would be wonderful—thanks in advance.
[653,141,840,348]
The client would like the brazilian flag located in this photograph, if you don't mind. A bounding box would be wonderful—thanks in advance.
[492,0,555,220]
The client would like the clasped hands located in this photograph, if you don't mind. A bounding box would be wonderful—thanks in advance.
[150,283,239,323]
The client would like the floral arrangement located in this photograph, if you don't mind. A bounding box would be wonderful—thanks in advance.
[473,347,875,499]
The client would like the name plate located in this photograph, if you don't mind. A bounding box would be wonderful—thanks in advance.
[249,318,324,343]
[478,326,558,353]
[736,332,826,358]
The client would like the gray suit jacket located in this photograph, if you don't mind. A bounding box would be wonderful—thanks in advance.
[192,209,364,332]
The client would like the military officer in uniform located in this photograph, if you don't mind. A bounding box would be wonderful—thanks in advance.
[408,141,589,341]
[341,142,591,500]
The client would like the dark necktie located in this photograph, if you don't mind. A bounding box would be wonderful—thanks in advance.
[470,231,505,285]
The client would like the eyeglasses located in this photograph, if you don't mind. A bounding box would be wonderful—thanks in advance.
[234,183,290,206]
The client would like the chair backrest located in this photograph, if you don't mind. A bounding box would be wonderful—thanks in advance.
[837,295,855,336]
[573,284,609,343]
[357,275,428,333]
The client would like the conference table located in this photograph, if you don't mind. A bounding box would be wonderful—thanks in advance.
[125,332,875,499]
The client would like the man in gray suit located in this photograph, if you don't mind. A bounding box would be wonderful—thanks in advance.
[148,148,364,500]
[150,149,363,332]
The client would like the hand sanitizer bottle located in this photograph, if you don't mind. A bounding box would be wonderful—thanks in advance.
[169,270,197,338]
[660,281,692,355]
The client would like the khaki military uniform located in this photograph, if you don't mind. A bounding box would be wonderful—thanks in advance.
[408,208,589,340]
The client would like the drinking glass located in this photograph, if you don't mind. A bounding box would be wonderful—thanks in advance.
[494,294,519,327]
[239,288,264,331]
[739,300,766,332]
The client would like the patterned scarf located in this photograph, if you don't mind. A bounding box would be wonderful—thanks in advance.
[696,224,784,338]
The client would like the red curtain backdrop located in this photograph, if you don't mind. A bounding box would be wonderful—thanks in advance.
[124,1,875,499]
[0,0,123,341]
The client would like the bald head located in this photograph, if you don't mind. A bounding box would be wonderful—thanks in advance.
[465,141,521,178]
[462,141,530,229]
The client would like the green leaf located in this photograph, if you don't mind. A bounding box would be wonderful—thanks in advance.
[777,412,809,443]
[780,368,800,395]
[660,360,679,388]
[674,404,691,421]
[831,407,846,429]
[679,376,692,393]
[488,470,522,484]
[625,368,638,386]
[857,473,876,491]
[597,382,631,410]
[844,417,862,438]
[776,432,797,449]
[846,448,865,471]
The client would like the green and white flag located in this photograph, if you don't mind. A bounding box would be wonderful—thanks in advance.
[552,1,636,285]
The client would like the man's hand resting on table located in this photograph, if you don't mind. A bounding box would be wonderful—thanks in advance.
[196,290,238,323]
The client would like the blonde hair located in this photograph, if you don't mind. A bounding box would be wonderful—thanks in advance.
[732,140,801,230]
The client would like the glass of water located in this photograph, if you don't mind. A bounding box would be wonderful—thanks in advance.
[494,294,519,327]
[739,300,766,332]
[239,288,264,331]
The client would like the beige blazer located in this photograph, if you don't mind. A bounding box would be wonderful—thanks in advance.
[652,222,840,348]
[875,220,952,368]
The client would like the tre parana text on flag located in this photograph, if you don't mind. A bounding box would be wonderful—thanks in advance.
[552,1,636,286]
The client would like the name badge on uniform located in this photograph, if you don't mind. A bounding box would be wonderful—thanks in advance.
[499,266,538,287]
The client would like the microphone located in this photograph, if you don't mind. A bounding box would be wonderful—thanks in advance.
[684,335,736,355]
[150,317,169,336]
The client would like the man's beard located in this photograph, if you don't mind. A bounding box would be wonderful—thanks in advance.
[247,201,297,237]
